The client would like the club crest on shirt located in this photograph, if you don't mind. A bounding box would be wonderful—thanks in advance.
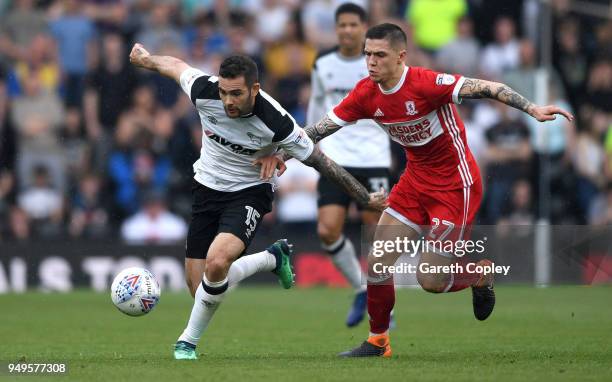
[207,115,218,125]
[405,101,418,116]
[247,132,262,145]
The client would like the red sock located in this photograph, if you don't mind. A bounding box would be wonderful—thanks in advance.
[367,282,395,334]
[447,258,481,292]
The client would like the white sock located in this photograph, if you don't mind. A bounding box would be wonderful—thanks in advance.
[177,251,276,346]
[323,236,365,291]
[178,274,228,346]
[227,250,277,286]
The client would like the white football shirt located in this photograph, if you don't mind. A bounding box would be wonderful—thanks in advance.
[307,48,391,168]
[180,68,315,192]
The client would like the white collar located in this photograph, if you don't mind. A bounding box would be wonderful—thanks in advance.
[378,66,409,95]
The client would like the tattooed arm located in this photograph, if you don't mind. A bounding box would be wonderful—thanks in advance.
[459,78,574,122]
[276,115,346,163]
[304,115,345,144]
[302,146,387,211]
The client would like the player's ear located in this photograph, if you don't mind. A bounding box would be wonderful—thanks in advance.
[398,49,407,64]
[251,82,260,97]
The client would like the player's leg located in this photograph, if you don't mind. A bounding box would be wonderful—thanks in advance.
[176,184,290,359]
[416,183,495,320]
[339,211,422,357]
[185,258,206,297]
[184,180,221,297]
[176,232,245,359]
[317,174,366,326]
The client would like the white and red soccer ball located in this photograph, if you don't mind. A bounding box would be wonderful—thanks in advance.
[111,267,161,316]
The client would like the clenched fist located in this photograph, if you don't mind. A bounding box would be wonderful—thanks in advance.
[129,43,151,68]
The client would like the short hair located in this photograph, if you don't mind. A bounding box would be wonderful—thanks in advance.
[365,23,407,49]
[219,55,259,87]
[335,3,367,23]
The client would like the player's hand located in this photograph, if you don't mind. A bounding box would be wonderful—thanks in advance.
[129,43,150,68]
[252,153,287,179]
[367,187,388,211]
[529,104,574,122]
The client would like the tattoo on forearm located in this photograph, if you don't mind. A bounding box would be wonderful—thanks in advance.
[303,147,369,206]
[460,78,534,114]
[304,115,342,144]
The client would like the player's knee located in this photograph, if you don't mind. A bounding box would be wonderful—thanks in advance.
[317,222,341,246]
[205,255,232,280]
[417,272,448,293]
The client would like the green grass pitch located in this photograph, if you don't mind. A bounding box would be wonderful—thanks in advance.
[1,286,611,381]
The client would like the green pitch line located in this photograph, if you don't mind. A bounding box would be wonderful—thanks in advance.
[0,286,611,381]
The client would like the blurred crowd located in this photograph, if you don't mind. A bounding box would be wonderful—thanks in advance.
[0,0,610,243]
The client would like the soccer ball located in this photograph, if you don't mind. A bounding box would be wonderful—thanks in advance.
[110,267,161,316]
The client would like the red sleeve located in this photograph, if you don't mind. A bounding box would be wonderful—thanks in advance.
[415,68,465,108]
[328,79,370,126]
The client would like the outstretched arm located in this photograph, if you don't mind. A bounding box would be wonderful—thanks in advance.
[129,43,190,83]
[304,114,345,144]
[459,78,574,122]
[303,147,387,211]
[275,115,345,163]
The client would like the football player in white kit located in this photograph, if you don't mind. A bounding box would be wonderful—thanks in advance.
[129,44,387,360]
[308,3,392,327]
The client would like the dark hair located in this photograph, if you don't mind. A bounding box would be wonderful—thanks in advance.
[365,23,407,49]
[335,3,367,23]
[219,55,259,87]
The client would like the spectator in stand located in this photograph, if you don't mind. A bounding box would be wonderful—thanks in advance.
[263,12,315,110]
[15,165,64,238]
[12,74,66,193]
[108,115,171,218]
[6,34,61,98]
[483,103,532,223]
[0,0,48,65]
[435,16,480,78]
[480,16,520,79]
[405,0,467,53]
[255,0,292,45]
[499,179,535,226]
[553,17,589,110]
[125,84,157,132]
[84,32,138,137]
[61,107,92,192]
[302,0,356,49]
[120,190,187,244]
[50,0,97,107]
[585,60,612,112]
[68,172,109,238]
[573,109,608,221]
[135,2,183,54]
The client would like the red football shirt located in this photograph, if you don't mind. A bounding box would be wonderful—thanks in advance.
[328,66,479,191]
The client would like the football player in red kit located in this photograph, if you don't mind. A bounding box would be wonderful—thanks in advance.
[263,23,573,357]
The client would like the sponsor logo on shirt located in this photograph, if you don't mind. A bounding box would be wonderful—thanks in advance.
[205,130,258,155]
[207,115,218,125]
[387,119,432,144]
[436,73,456,86]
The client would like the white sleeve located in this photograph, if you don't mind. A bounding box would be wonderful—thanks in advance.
[278,126,315,161]
[179,67,208,97]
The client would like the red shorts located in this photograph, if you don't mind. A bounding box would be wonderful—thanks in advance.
[386,175,483,243]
